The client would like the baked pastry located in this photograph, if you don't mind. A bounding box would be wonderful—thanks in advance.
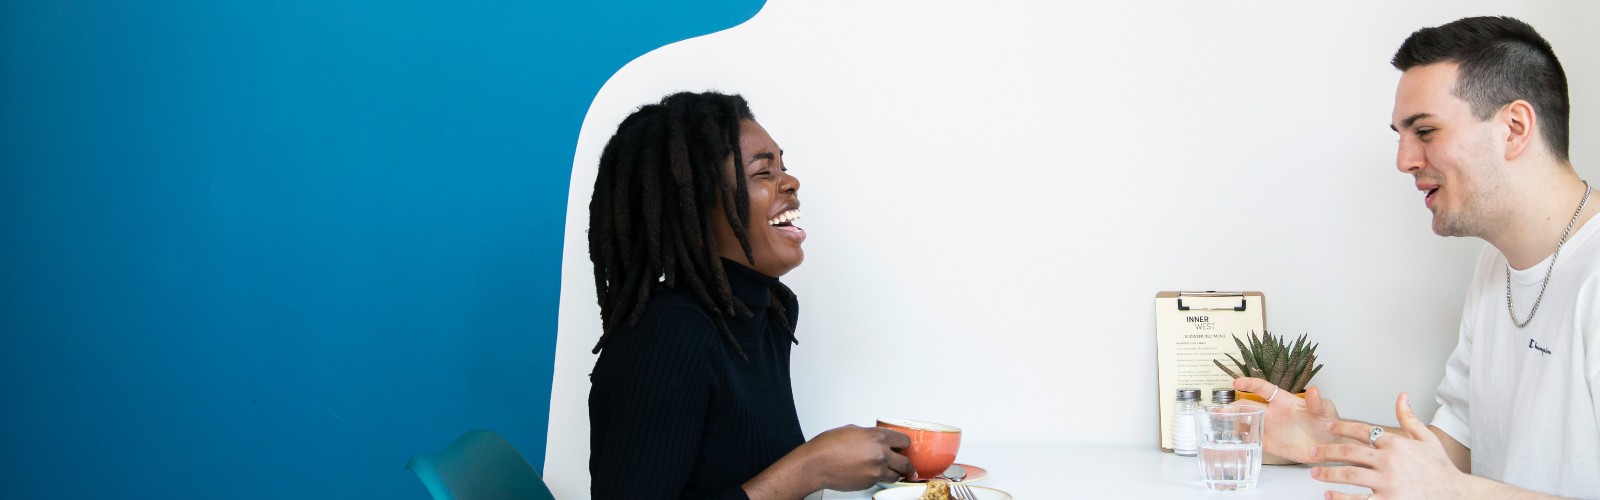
[918,479,950,500]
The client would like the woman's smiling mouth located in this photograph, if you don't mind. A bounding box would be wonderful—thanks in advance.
[767,208,806,241]
[768,209,801,227]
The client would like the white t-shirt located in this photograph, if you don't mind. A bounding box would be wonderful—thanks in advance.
[1433,217,1600,497]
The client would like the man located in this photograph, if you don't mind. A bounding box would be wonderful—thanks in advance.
[1236,16,1598,499]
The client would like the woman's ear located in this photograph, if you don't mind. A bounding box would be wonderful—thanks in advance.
[1501,99,1537,161]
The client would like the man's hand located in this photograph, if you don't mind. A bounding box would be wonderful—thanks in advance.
[1310,393,1467,499]
[1232,377,1346,463]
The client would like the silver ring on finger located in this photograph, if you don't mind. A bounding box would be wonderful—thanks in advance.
[1367,426,1384,447]
[1266,387,1280,403]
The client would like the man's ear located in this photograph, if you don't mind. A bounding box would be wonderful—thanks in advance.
[1501,99,1538,161]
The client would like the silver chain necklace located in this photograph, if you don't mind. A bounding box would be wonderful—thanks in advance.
[1506,180,1592,327]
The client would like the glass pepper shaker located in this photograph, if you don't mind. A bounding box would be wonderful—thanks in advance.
[1212,388,1237,405]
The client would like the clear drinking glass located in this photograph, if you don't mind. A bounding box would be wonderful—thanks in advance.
[1194,404,1265,491]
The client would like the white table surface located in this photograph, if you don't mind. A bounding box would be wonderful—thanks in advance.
[812,445,1370,499]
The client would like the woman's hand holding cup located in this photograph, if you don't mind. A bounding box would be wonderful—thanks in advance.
[876,418,962,482]
[802,425,915,491]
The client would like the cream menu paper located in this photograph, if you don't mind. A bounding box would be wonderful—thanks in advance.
[1154,291,1266,451]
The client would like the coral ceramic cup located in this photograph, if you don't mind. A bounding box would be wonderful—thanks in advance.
[876,418,961,482]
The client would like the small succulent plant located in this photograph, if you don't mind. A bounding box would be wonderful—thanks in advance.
[1213,331,1324,394]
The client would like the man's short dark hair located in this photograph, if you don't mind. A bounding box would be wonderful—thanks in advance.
[1392,16,1570,162]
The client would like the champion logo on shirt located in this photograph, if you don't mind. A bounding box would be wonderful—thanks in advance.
[1528,339,1553,355]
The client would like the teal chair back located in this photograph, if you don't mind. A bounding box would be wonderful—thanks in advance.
[407,430,557,500]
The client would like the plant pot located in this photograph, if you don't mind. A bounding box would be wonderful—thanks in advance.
[1239,390,1305,466]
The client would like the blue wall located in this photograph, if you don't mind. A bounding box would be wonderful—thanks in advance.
[0,1,763,497]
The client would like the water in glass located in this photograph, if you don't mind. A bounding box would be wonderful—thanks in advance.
[1198,441,1262,490]
[1194,404,1265,491]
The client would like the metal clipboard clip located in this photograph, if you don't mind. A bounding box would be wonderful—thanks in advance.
[1176,292,1247,311]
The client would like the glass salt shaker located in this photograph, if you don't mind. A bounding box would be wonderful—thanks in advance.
[1171,388,1201,456]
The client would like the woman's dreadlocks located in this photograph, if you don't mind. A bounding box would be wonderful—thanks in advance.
[588,91,797,360]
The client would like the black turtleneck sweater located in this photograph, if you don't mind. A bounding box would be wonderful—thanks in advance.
[589,260,804,500]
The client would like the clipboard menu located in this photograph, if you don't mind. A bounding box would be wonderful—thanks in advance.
[1154,291,1266,451]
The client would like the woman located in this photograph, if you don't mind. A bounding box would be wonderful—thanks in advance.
[587,91,911,499]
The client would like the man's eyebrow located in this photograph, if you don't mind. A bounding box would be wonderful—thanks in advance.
[1391,112,1432,132]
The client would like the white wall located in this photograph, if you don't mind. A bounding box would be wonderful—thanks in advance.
[546,1,1600,497]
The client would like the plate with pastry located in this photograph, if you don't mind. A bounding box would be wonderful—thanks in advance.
[876,463,988,489]
[871,481,1013,500]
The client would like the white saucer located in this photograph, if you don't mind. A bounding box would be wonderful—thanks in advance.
[872,485,1013,500]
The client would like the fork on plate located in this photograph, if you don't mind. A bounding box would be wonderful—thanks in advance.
[951,483,978,500]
